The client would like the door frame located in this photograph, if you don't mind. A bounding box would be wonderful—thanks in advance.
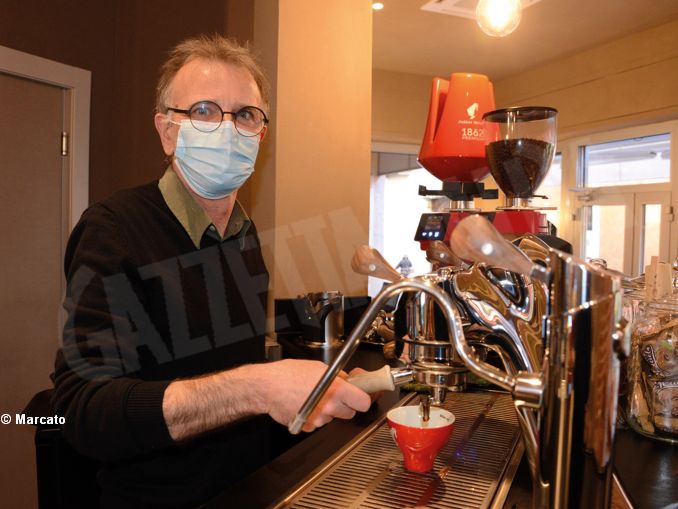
[633,190,672,275]
[0,45,90,230]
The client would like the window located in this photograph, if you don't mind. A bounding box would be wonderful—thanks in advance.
[582,133,670,188]
[564,122,676,276]
[370,167,436,295]
[369,149,436,296]
[535,152,562,231]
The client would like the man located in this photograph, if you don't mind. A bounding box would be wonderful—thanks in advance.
[395,254,413,277]
[52,35,371,508]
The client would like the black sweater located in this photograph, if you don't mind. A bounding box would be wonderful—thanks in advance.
[51,181,271,508]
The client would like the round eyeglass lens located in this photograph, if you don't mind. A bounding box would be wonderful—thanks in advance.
[188,101,223,132]
[233,107,266,136]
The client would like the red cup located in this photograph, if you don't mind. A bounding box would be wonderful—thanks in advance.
[386,405,455,473]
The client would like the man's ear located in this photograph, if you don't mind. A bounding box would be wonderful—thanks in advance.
[154,113,177,156]
[259,125,268,142]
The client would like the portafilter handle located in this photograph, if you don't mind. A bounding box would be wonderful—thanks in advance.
[345,365,414,393]
[450,215,548,283]
[351,245,403,282]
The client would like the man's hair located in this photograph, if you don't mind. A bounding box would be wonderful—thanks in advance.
[155,34,269,114]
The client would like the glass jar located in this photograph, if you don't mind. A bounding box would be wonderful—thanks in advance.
[626,297,678,443]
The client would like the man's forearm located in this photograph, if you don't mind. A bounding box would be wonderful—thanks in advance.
[162,359,373,441]
[162,363,268,442]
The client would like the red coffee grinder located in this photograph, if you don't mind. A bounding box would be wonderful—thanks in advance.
[415,73,558,250]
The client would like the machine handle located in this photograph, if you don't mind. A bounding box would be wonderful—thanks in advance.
[346,365,396,393]
[450,215,548,282]
[426,240,466,269]
[351,245,403,282]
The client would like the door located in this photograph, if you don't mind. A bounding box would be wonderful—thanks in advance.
[0,71,67,508]
[579,192,635,274]
[577,190,671,276]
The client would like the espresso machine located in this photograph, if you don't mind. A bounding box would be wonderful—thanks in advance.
[283,81,629,506]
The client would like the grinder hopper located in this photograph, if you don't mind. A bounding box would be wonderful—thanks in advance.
[483,106,558,209]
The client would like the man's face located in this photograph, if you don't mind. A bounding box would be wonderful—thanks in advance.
[155,58,265,156]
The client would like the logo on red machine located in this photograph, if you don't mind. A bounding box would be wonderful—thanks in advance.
[467,102,479,120]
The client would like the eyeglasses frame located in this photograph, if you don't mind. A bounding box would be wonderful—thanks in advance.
[166,101,269,136]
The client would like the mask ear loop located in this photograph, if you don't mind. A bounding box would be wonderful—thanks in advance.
[163,113,182,168]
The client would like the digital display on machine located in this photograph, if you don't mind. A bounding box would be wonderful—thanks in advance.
[414,213,449,241]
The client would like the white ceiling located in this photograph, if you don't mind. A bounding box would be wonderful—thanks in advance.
[373,0,678,80]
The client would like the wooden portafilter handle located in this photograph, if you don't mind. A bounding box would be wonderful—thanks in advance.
[426,240,466,268]
[449,215,546,281]
[351,245,403,282]
[346,365,395,393]
[346,365,414,393]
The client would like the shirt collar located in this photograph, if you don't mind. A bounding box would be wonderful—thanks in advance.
[158,167,251,249]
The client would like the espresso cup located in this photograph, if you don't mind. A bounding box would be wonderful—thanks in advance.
[386,405,455,472]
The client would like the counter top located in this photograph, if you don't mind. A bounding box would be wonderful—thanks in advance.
[613,429,678,509]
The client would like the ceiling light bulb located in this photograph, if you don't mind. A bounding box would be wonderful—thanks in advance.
[476,0,522,37]
[372,2,384,10]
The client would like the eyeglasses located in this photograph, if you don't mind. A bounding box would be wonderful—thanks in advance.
[167,100,269,136]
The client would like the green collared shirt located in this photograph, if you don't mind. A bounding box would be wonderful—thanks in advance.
[158,168,251,249]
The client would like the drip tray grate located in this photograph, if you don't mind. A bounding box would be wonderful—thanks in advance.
[279,392,521,509]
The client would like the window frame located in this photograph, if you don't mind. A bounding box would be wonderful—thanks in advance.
[559,119,678,265]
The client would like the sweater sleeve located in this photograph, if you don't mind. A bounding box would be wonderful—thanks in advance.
[51,204,175,462]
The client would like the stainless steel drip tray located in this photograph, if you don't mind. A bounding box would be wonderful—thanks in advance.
[274,392,523,509]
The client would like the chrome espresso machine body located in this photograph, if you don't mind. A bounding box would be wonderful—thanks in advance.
[290,215,629,509]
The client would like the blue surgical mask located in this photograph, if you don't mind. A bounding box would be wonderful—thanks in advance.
[173,119,260,200]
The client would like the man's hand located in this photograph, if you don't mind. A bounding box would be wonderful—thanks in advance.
[254,359,372,433]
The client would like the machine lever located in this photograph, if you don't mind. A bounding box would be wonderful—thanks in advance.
[426,240,466,269]
[450,215,548,283]
[351,245,403,282]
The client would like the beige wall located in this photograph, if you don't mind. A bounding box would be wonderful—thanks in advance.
[372,68,432,145]
[494,19,678,139]
[372,19,678,143]
[253,0,373,303]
